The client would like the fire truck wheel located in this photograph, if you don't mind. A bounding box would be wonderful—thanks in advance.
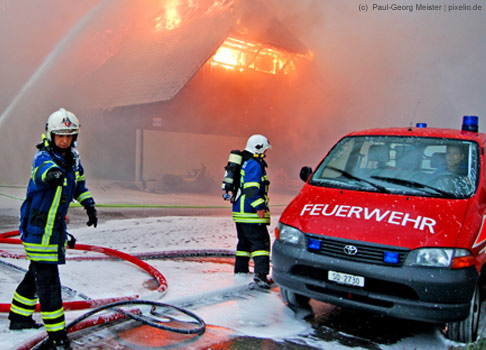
[446,283,481,343]
[280,287,310,308]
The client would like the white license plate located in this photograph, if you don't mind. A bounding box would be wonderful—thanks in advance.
[328,270,365,287]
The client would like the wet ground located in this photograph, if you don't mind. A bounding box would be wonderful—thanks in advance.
[54,270,443,350]
[0,187,480,350]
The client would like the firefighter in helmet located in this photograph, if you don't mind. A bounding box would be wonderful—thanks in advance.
[8,108,97,350]
[232,134,272,288]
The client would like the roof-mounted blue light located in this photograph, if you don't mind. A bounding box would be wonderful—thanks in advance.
[416,123,427,128]
[462,115,479,132]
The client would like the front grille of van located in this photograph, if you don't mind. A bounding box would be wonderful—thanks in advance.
[291,265,419,301]
[305,234,409,266]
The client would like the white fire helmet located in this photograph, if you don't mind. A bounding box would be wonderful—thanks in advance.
[45,108,80,141]
[245,134,271,155]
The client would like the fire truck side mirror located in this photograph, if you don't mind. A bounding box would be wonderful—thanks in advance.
[300,166,313,182]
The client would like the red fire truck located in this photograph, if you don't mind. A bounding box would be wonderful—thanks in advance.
[272,116,484,343]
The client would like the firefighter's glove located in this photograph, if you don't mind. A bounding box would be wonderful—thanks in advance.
[86,205,98,228]
[44,169,64,187]
[67,233,76,249]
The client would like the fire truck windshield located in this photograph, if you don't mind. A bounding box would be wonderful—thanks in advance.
[309,135,479,198]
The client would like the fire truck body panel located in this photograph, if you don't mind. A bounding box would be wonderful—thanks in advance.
[272,119,486,338]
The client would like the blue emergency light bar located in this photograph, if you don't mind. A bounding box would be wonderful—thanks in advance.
[416,123,427,128]
[462,115,479,132]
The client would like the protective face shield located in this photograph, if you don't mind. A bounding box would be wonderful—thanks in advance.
[245,134,271,155]
[45,108,80,144]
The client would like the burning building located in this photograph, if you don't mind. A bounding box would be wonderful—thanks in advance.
[0,0,317,192]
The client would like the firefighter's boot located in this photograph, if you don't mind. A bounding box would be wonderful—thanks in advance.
[253,273,271,289]
[9,316,43,330]
[43,330,72,350]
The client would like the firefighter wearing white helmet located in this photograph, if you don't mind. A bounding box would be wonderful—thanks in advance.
[8,108,97,350]
[45,107,80,144]
[232,134,272,289]
[245,134,272,155]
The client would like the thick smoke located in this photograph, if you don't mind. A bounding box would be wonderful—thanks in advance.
[255,0,485,182]
[0,0,100,184]
[267,0,485,136]
[0,0,485,190]
[0,0,99,113]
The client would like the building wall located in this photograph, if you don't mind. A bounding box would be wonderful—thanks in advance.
[141,130,245,193]
[80,59,317,193]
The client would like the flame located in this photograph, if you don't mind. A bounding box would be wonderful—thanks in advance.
[209,37,308,75]
[153,0,186,32]
[153,0,234,32]
[165,0,182,30]
[149,1,311,74]
[212,44,245,71]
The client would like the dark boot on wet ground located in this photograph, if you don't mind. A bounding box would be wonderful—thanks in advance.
[253,273,271,289]
[41,330,72,350]
[9,317,43,330]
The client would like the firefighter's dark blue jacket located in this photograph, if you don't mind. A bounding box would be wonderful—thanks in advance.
[19,142,94,264]
[232,156,270,224]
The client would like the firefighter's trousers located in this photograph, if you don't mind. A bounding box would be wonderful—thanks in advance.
[9,261,66,334]
[234,222,270,275]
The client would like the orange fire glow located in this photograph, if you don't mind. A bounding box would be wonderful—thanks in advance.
[149,1,312,74]
[152,0,188,32]
[153,0,235,32]
[209,37,310,75]
[165,0,182,30]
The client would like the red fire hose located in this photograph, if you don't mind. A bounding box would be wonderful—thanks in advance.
[13,310,140,350]
[0,229,228,349]
[0,230,168,313]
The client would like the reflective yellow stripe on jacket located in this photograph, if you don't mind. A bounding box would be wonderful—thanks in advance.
[233,194,270,224]
[77,190,92,203]
[32,161,56,184]
[23,242,59,262]
[22,185,62,262]
[43,185,62,246]
[75,170,86,182]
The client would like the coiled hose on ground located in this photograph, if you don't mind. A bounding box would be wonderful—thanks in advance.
[0,230,236,350]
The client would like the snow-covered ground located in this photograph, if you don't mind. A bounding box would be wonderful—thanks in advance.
[0,184,482,349]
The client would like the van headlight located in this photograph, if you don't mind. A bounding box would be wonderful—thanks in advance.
[276,223,304,246]
[404,248,470,268]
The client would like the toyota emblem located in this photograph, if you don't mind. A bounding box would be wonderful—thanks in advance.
[344,245,358,256]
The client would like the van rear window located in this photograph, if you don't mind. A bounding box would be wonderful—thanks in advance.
[309,136,479,198]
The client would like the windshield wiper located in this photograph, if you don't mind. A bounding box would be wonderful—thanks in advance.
[325,166,390,193]
[370,175,458,198]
